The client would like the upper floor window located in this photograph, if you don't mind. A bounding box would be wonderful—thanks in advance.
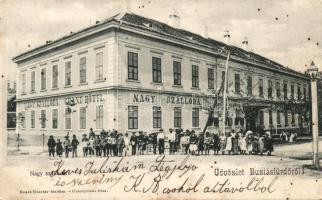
[303,86,307,100]
[297,85,301,100]
[21,73,26,94]
[276,81,281,98]
[30,71,35,92]
[259,78,264,97]
[79,57,87,83]
[52,65,58,88]
[152,57,162,83]
[128,52,138,80]
[247,76,252,96]
[290,84,294,99]
[65,61,71,86]
[268,80,273,98]
[95,52,103,81]
[173,61,181,86]
[208,68,214,89]
[235,74,240,94]
[283,83,288,100]
[41,68,46,90]
[192,65,199,88]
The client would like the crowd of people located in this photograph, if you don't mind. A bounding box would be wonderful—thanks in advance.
[47,128,274,159]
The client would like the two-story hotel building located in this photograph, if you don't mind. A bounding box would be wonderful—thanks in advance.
[13,13,310,142]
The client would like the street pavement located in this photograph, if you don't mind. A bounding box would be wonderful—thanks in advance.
[5,140,322,177]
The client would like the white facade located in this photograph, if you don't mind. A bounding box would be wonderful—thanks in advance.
[13,13,310,144]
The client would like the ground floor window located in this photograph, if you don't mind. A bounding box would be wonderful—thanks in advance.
[298,114,303,126]
[291,112,295,125]
[269,110,273,126]
[259,111,264,126]
[65,108,71,129]
[225,117,233,126]
[128,106,138,129]
[284,111,288,126]
[30,110,35,128]
[174,107,182,128]
[96,105,103,129]
[40,110,46,128]
[80,107,86,129]
[277,110,281,125]
[153,106,162,128]
[20,111,26,128]
[192,108,199,127]
[52,109,58,129]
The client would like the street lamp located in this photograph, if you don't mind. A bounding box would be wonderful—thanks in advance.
[307,61,320,169]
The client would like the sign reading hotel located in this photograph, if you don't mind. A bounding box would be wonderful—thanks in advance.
[24,93,104,109]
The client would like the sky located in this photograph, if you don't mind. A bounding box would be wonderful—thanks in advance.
[0,0,321,80]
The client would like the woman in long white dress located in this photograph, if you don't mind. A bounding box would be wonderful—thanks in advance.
[225,133,232,155]
[239,134,247,154]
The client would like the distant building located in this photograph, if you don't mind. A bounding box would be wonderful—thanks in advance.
[317,72,322,135]
[12,12,310,140]
[7,80,16,129]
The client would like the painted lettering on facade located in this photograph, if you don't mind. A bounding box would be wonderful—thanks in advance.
[132,93,202,105]
[133,94,156,103]
[24,98,59,109]
[166,96,202,105]
[65,93,104,105]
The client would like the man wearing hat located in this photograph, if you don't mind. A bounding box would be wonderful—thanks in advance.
[168,128,176,155]
[63,135,71,158]
[157,128,165,154]
[130,132,137,155]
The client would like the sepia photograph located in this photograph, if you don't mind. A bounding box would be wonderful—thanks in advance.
[0,0,322,199]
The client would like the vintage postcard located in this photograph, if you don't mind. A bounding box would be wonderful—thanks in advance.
[0,0,322,199]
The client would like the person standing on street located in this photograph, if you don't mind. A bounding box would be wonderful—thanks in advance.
[47,135,56,159]
[123,132,131,156]
[63,135,71,158]
[56,139,63,157]
[157,128,165,154]
[71,134,79,158]
[130,132,137,155]
[168,128,176,155]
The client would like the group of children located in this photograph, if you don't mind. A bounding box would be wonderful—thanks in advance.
[46,128,274,158]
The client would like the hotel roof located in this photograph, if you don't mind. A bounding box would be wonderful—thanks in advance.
[13,12,308,78]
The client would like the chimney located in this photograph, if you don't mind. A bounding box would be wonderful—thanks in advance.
[168,10,180,28]
[242,37,249,50]
[223,30,230,44]
[123,0,131,13]
[203,24,208,38]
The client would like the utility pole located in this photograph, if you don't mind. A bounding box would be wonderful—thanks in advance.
[307,61,320,169]
[221,51,230,136]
